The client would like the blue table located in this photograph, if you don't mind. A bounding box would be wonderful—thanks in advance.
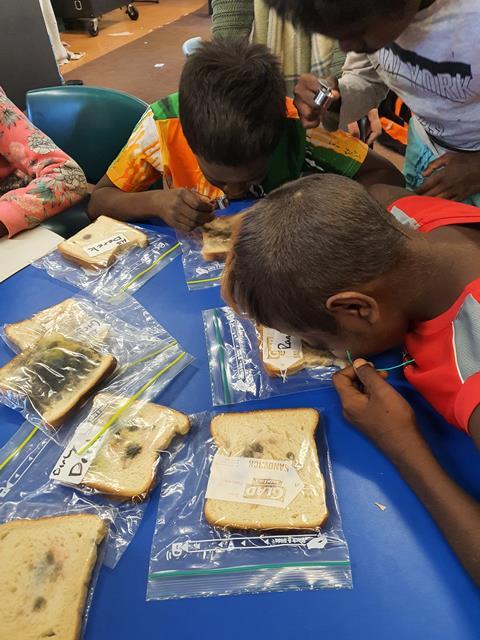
[0,219,479,640]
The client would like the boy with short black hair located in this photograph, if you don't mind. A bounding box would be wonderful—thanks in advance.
[224,174,480,445]
[88,39,403,231]
[268,0,480,205]
[222,174,480,583]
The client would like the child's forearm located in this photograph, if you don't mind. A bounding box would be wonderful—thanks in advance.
[389,431,480,585]
[88,183,162,223]
[355,149,405,189]
[88,177,215,231]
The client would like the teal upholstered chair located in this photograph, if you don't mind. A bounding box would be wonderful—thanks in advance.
[26,86,147,237]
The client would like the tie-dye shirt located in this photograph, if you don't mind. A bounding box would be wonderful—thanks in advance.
[107,93,367,199]
[0,88,87,238]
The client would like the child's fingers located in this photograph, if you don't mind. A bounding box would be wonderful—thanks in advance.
[174,210,203,231]
[353,359,390,395]
[333,367,365,402]
[419,184,452,199]
[195,209,216,225]
[295,73,322,98]
[422,154,450,177]
[336,365,357,381]
[347,121,361,138]
[294,75,339,112]
[183,189,215,212]
[301,114,323,129]
[178,207,214,228]
[174,219,195,233]
[416,172,445,195]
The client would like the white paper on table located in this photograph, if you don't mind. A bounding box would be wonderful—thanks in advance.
[0,226,62,283]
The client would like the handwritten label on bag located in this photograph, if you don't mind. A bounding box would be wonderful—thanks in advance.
[206,454,304,509]
[262,327,303,372]
[50,418,105,485]
[84,233,129,257]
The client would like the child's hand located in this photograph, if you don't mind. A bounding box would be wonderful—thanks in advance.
[416,152,480,201]
[333,359,420,460]
[294,74,341,130]
[158,189,215,232]
[347,109,383,146]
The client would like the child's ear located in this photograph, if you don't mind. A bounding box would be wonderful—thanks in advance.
[325,292,379,325]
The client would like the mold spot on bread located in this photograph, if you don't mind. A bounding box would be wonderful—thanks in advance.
[125,442,142,459]
[40,630,56,637]
[286,452,295,460]
[242,442,264,458]
[35,550,62,583]
[33,596,47,612]
[4,335,105,413]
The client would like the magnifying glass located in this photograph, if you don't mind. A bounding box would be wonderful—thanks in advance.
[314,81,335,109]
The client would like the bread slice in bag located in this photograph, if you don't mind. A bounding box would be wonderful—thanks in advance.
[4,298,111,353]
[82,393,190,499]
[204,408,327,531]
[0,333,116,428]
[0,513,107,640]
[258,325,345,377]
[201,213,243,262]
[58,215,148,270]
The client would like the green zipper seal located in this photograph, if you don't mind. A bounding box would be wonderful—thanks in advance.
[122,242,180,291]
[149,560,351,579]
[212,309,231,404]
[77,351,187,455]
[0,425,39,472]
[186,275,222,286]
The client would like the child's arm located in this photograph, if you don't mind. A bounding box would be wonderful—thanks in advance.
[0,91,87,238]
[88,175,214,232]
[334,361,480,586]
[354,148,405,188]
[366,183,412,207]
[294,53,388,131]
[211,0,254,40]
[468,406,480,450]
[304,128,404,188]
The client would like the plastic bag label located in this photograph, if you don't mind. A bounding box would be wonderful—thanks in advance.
[50,418,105,484]
[84,234,129,257]
[262,328,303,371]
[206,454,304,509]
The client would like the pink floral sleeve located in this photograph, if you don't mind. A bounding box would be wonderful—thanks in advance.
[0,88,88,237]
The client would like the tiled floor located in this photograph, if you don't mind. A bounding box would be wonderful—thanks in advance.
[60,0,206,73]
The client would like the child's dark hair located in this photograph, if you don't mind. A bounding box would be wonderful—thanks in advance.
[223,174,408,335]
[179,39,286,166]
[264,0,407,33]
